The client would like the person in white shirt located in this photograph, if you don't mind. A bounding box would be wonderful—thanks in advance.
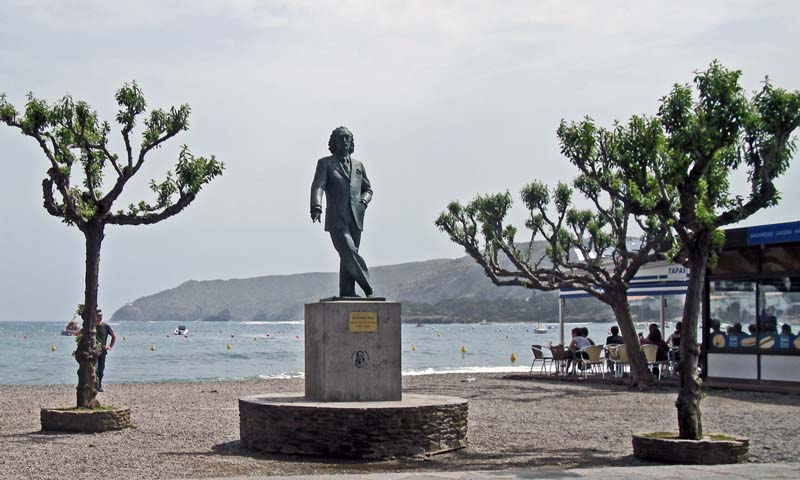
[566,327,591,374]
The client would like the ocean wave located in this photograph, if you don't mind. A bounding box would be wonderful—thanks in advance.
[402,365,531,376]
[257,371,305,380]
[241,321,303,325]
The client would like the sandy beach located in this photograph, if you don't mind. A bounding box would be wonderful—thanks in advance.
[1,373,799,479]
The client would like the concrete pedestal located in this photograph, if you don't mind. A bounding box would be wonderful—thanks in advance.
[239,299,469,458]
[305,300,401,401]
[240,393,468,458]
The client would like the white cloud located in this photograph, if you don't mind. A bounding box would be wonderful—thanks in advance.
[1,0,799,320]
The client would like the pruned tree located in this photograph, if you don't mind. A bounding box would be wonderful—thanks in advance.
[558,61,800,439]
[0,82,224,408]
[436,168,672,387]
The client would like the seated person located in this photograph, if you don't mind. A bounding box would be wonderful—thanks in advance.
[581,326,595,346]
[566,327,591,373]
[758,306,778,334]
[606,326,624,345]
[747,324,757,335]
[729,322,745,335]
[642,323,668,375]
[666,321,682,365]
[709,318,722,334]
[666,322,682,348]
[605,326,624,371]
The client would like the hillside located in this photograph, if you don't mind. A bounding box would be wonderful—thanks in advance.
[111,242,616,324]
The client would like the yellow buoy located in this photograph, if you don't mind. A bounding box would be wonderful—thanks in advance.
[510,352,517,363]
[50,345,56,352]
[150,344,155,351]
[227,343,232,350]
[461,345,467,353]
[411,345,416,352]
[122,336,127,341]
[437,332,441,337]
[253,337,257,341]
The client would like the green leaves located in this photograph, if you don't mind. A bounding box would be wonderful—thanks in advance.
[520,180,550,211]
[115,81,146,130]
[143,105,190,149]
[1,81,223,230]
[21,93,50,135]
[0,93,18,124]
[175,145,224,195]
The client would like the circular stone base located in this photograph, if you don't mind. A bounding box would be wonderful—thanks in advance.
[239,393,468,458]
[632,433,749,464]
[41,407,132,433]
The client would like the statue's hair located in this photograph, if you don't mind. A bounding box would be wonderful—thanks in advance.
[328,126,355,155]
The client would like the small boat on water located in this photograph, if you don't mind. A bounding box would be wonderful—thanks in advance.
[174,325,189,335]
[533,319,548,334]
[61,316,79,336]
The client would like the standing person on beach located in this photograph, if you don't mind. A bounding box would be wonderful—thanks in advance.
[95,309,116,392]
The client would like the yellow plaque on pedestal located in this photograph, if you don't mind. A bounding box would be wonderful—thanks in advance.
[349,312,378,333]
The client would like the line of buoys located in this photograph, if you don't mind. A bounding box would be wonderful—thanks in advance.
[461,345,467,353]
[510,352,517,363]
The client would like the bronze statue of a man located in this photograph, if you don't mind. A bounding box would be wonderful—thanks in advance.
[310,127,374,297]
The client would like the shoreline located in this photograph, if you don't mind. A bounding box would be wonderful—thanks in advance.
[1,372,799,479]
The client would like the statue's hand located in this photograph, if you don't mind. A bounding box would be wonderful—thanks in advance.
[311,210,322,223]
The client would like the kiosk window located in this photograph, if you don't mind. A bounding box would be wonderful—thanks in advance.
[758,277,800,351]
[709,280,756,350]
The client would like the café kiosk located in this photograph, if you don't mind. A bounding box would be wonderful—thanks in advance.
[702,220,800,390]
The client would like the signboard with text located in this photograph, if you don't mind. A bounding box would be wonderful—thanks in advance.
[349,312,378,333]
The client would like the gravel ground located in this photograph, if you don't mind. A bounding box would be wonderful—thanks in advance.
[1,373,799,480]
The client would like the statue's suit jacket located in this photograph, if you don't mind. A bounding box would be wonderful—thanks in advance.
[310,155,372,232]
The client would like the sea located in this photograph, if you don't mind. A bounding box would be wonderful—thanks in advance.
[0,320,626,385]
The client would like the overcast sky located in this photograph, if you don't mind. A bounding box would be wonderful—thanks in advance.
[1,1,799,321]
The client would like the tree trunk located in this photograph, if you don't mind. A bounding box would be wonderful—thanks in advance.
[675,237,709,440]
[609,290,656,388]
[75,222,104,408]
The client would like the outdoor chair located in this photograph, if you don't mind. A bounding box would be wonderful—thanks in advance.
[575,345,605,379]
[642,344,668,379]
[607,344,630,378]
[548,345,567,376]
[530,344,553,375]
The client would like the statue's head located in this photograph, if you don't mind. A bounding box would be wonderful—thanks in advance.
[328,126,355,156]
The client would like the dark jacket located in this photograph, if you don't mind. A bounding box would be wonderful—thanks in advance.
[310,155,372,232]
[605,334,624,345]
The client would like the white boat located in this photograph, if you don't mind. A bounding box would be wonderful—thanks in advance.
[174,325,189,335]
[61,316,79,336]
[533,320,548,334]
